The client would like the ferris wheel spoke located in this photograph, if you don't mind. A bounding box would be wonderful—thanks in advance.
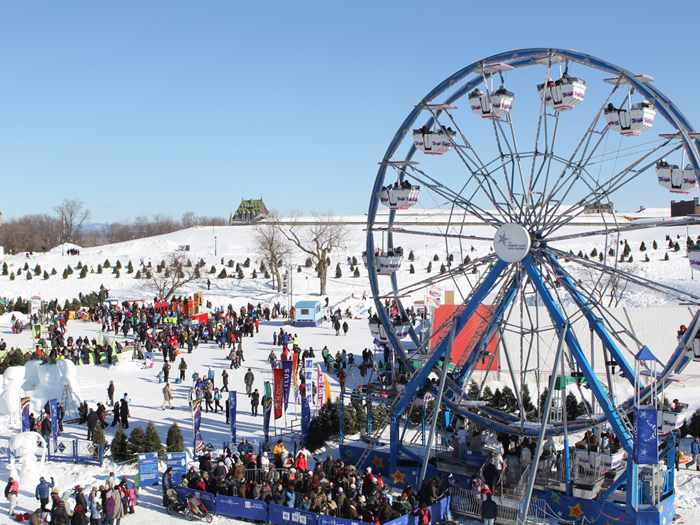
[542,140,682,236]
[376,253,497,300]
[432,108,521,223]
[371,226,494,243]
[534,83,623,228]
[404,165,504,227]
[547,215,700,243]
[546,246,700,304]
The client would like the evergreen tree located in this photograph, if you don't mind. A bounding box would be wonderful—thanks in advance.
[66,265,73,275]
[111,426,129,462]
[668,239,675,249]
[566,392,580,420]
[674,241,681,252]
[26,272,32,280]
[166,423,185,453]
[433,254,439,262]
[577,250,584,258]
[43,271,49,280]
[252,269,258,278]
[79,266,88,279]
[243,257,251,268]
[628,255,633,263]
[34,264,41,276]
[598,252,604,262]
[237,268,244,279]
[335,263,342,278]
[51,268,57,275]
[482,386,494,402]
[464,255,471,265]
[97,265,102,274]
[351,256,358,266]
[408,250,415,262]
[538,387,550,417]
[644,254,650,262]
[426,261,432,273]
[491,388,503,409]
[440,263,446,273]
[501,386,517,412]
[1,262,7,275]
[467,381,480,400]
[62,269,70,279]
[22,262,28,271]
[218,268,227,279]
[209,265,216,274]
[135,270,142,279]
[126,261,134,274]
[103,259,111,268]
[639,241,646,252]
[653,239,658,250]
[305,257,313,268]
[193,267,200,279]
[297,266,302,273]
[608,248,615,257]
[622,243,631,258]
[590,248,598,258]
[664,252,670,261]
[409,264,415,274]
[521,384,535,413]
[353,267,360,278]
[227,259,234,268]
[114,270,120,278]
[127,427,146,458]
[9,272,15,281]
[144,422,163,456]
[76,261,83,269]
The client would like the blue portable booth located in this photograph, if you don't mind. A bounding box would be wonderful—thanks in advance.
[294,300,322,326]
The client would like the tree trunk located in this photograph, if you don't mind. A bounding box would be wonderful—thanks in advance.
[319,264,327,295]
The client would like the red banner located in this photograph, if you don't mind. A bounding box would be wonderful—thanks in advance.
[273,367,284,420]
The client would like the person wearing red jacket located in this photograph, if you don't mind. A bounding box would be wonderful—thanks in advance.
[4,476,18,516]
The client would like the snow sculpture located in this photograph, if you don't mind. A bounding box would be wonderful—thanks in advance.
[23,360,82,415]
[0,367,26,428]
[9,431,46,490]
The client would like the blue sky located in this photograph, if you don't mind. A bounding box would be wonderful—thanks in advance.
[2,2,699,221]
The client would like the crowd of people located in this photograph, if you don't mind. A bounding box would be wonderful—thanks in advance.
[164,442,448,524]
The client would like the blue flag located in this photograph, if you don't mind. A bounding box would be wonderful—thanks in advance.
[301,395,311,441]
[49,399,59,443]
[229,391,237,443]
[192,398,202,452]
[20,397,31,432]
[282,360,293,410]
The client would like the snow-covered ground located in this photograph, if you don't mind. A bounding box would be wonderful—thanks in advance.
[0,215,699,523]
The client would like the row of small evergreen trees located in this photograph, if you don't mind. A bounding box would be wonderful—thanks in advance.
[105,421,185,462]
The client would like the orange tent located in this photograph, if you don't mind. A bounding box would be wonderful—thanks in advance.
[429,304,500,371]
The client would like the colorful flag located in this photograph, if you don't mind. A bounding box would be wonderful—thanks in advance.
[273,367,284,419]
[229,391,237,443]
[324,374,331,404]
[291,351,299,395]
[304,358,314,403]
[192,398,202,452]
[301,394,311,441]
[20,397,31,432]
[263,395,272,444]
[282,360,293,410]
[49,399,59,442]
[316,365,324,407]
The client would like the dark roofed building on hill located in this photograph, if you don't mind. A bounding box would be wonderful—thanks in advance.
[229,198,270,224]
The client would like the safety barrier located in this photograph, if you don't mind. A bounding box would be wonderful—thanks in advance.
[48,437,104,466]
[449,486,552,524]
[174,487,450,525]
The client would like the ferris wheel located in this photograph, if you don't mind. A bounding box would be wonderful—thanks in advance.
[364,49,700,495]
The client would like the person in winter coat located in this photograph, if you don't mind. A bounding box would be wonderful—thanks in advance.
[40,416,52,443]
[73,486,88,515]
[35,476,54,512]
[50,489,69,525]
[481,492,498,525]
[178,358,188,382]
[111,400,121,427]
[119,397,130,429]
[111,485,124,525]
[213,388,222,413]
[162,467,174,506]
[162,383,173,409]
[244,369,254,396]
[86,409,98,441]
[250,389,260,416]
[107,381,115,406]
[342,321,349,335]
[5,476,18,516]
[221,370,229,392]
[88,487,102,525]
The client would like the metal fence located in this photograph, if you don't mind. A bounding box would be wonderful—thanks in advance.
[48,437,104,466]
[450,486,557,525]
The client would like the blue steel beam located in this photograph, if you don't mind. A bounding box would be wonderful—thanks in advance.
[392,259,508,418]
[450,276,519,395]
[545,253,636,384]
[522,256,634,455]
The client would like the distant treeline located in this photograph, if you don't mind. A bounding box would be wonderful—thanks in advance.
[0,200,226,253]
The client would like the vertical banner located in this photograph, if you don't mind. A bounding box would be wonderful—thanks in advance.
[20,397,31,432]
[192,398,202,453]
[316,365,324,407]
[229,391,237,443]
[282,360,293,410]
[635,407,659,465]
[323,374,331,404]
[304,358,314,404]
[193,432,205,457]
[291,351,299,397]
[273,367,284,419]
[49,399,59,441]
[263,396,272,444]
[301,394,311,442]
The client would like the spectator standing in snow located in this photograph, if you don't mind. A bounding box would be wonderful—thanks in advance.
[120,396,130,429]
[178,358,187,382]
[251,389,260,416]
[4,476,18,516]
[35,476,54,512]
[107,381,115,406]
[162,383,173,409]
[342,321,349,335]
[244,368,255,396]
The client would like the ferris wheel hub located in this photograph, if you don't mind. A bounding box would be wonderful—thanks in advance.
[494,223,531,263]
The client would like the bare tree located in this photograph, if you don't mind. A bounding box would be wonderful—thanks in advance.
[277,215,347,295]
[54,199,90,244]
[149,252,198,300]
[256,216,291,291]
